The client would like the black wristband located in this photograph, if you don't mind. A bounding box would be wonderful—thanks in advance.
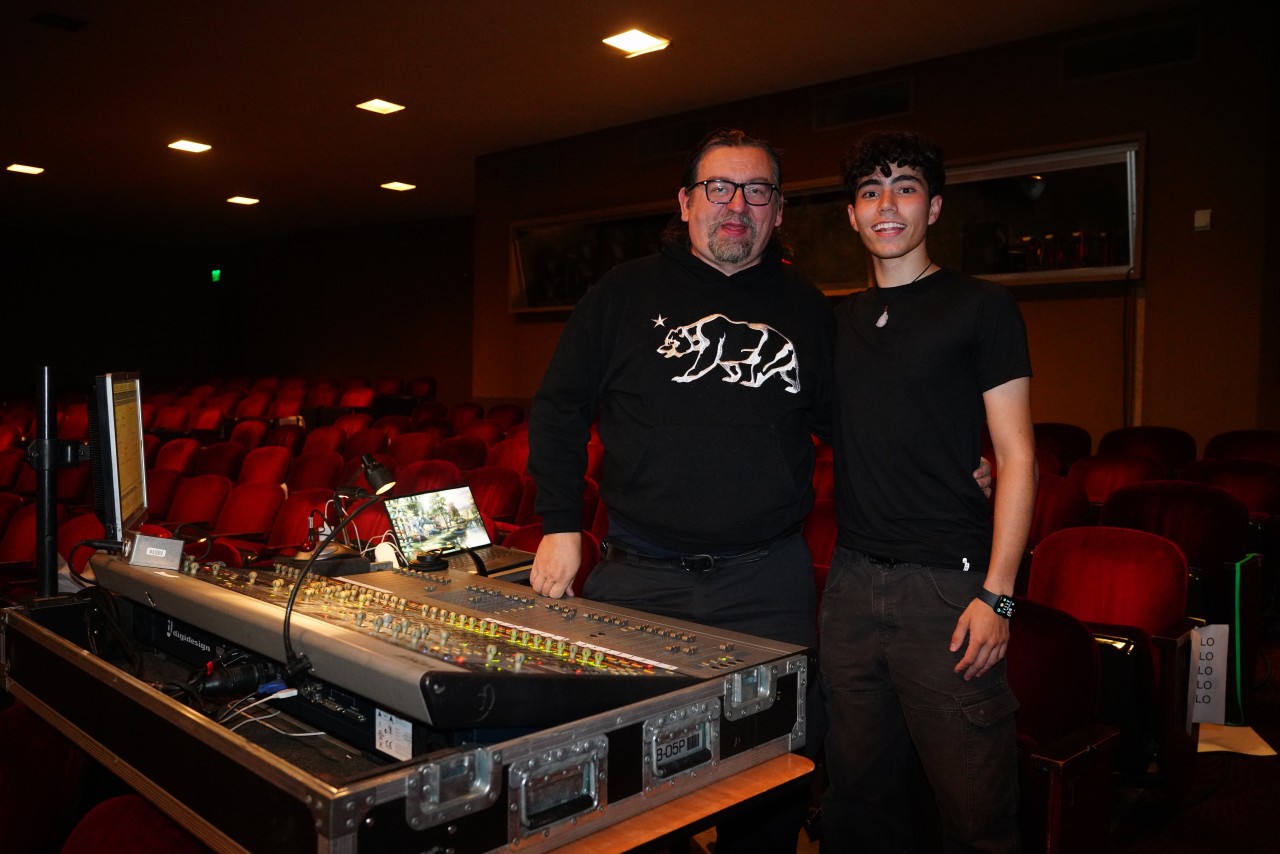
[976,588,1015,619]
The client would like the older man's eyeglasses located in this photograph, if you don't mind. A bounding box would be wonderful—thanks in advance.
[688,179,778,206]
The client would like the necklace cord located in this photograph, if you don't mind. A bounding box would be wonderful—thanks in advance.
[874,260,931,328]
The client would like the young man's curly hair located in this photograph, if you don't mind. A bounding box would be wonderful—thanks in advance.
[840,130,946,204]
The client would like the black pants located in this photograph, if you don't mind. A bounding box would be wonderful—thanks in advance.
[586,532,825,852]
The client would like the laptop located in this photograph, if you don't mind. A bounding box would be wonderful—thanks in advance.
[383,485,535,576]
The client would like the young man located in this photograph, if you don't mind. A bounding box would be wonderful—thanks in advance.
[821,130,1037,852]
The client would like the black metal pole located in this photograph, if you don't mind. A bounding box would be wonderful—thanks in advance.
[34,366,59,597]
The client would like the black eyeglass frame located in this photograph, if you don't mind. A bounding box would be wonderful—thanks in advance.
[686,179,780,206]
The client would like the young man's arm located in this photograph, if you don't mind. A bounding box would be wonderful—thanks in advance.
[951,375,1037,680]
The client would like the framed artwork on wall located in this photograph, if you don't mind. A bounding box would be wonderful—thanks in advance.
[511,207,673,312]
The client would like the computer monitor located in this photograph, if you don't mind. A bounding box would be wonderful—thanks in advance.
[88,371,149,547]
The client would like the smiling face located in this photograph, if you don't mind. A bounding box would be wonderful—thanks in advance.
[847,161,941,266]
[677,145,783,275]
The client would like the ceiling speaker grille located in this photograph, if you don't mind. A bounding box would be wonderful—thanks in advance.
[1062,18,1199,81]
[31,11,87,32]
[813,79,912,130]
[501,149,557,185]
[635,119,713,163]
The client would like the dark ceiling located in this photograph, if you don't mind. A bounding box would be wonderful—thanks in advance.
[0,0,1191,248]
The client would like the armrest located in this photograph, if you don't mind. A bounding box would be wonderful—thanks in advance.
[1030,723,1120,777]
[170,522,214,542]
[0,560,38,598]
[205,532,267,543]
[1154,616,1201,646]
[0,559,36,582]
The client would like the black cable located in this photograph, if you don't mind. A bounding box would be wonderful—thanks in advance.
[67,538,122,586]
[172,522,216,562]
[280,492,383,680]
[77,585,145,677]
[153,680,211,717]
[458,540,488,576]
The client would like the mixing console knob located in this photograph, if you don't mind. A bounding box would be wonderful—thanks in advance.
[438,630,451,645]
[271,579,284,595]
[486,644,498,662]
[513,652,526,671]
[247,571,257,585]
[355,611,367,627]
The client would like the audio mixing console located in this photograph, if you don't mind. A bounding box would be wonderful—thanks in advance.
[93,555,805,735]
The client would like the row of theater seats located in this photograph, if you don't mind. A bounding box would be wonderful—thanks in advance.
[0,386,588,579]
[807,424,1280,576]
[0,373,440,442]
[1011,425,1278,841]
[0,394,605,593]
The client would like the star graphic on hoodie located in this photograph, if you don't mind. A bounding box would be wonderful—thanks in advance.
[652,314,667,327]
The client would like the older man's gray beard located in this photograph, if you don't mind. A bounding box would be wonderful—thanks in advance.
[705,215,757,264]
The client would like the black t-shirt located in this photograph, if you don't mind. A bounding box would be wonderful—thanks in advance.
[832,267,1032,571]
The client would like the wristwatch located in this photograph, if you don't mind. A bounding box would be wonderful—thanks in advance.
[976,588,1016,619]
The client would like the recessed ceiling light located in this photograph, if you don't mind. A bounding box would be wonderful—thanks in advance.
[357,99,405,114]
[6,164,44,174]
[169,140,211,153]
[227,196,259,205]
[381,182,415,191]
[603,29,669,58]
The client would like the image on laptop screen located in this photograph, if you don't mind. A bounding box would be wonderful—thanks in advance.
[383,485,535,575]
[385,486,492,557]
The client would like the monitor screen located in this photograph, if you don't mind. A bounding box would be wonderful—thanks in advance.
[89,371,149,545]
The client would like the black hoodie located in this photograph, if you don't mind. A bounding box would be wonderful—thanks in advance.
[529,239,834,554]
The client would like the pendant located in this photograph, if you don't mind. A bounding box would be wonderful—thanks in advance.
[876,307,888,328]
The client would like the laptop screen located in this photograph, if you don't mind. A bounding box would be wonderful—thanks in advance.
[384,486,493,560]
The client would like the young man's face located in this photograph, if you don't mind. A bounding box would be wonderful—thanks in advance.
[847,162,941,261]
[678,145,783,275]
